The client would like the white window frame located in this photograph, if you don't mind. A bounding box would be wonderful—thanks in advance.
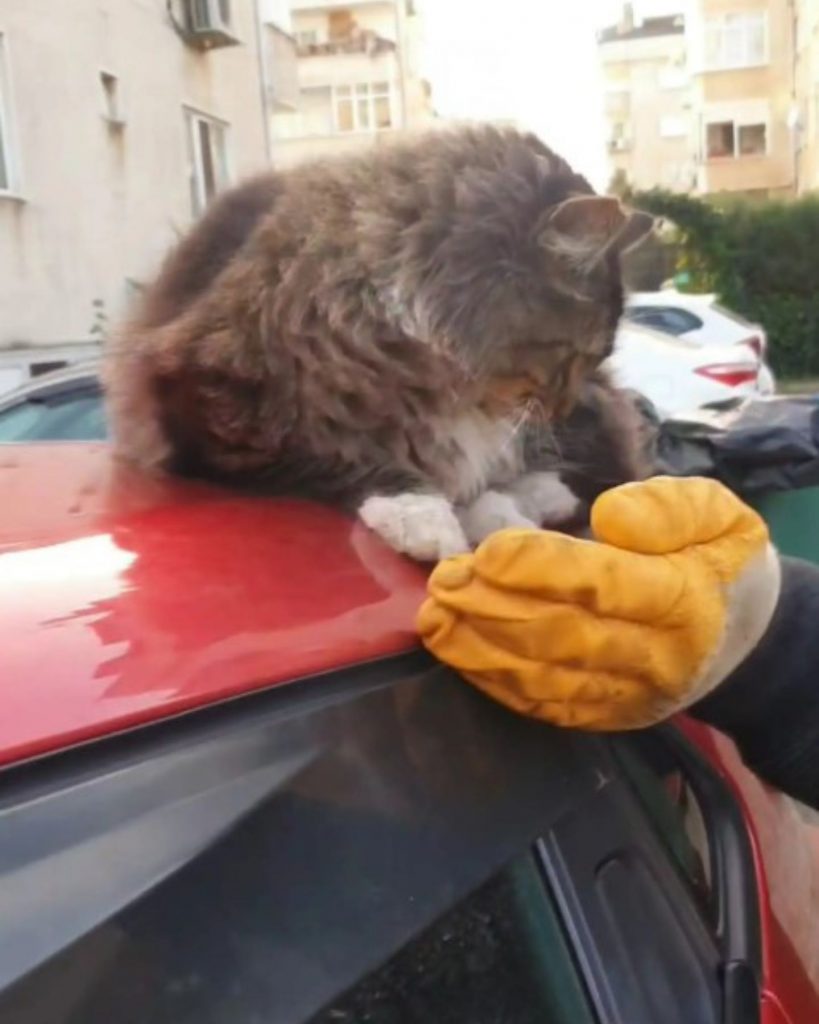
[704,12,768,72]
[184,107,231,216]
[0,32,21,196]
[704,116,769,159]
[332,81,394,134]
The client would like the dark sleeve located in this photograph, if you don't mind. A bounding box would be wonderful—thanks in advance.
[691,557,819,809]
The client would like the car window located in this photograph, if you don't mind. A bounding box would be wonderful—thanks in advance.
[626,306,703,336]
[661,308,704,334]
[0,390,107,442]
[309,852,595,1024]
[615,738,712,918]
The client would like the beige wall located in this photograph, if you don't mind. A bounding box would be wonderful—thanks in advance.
[601,2,804,198]
[796,0,819,190]
[267,22,300,111]
[0,0,269,380]
[271,0,434,169]
[599,28,695,192]
[690,0,796,195]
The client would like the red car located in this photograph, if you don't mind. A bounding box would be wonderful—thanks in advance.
[2,443,818,1024]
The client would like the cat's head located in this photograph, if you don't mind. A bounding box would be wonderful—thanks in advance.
[478,194,653,419]
[392,136,652,419]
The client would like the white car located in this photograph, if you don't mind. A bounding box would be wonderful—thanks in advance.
[606,323,763,418]
[624,290,775,394]
[0,361,105,442]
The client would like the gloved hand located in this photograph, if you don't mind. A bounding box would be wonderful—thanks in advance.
[418,477,781,730]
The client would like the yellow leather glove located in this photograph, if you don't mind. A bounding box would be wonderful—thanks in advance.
[418,477,781,730]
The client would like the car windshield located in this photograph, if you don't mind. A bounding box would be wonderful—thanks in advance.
[0,391,107,442]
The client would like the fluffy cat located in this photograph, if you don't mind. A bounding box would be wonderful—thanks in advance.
[105,125,652,560]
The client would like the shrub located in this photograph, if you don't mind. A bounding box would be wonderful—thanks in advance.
[626,188,819,379]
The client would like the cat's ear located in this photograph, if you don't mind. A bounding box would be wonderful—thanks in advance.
[539,196,654,264]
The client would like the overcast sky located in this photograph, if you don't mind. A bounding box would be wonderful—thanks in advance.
[418,0,690,189]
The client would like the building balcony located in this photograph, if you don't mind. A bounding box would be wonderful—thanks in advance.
[297,30,396,58]
[297,45,399,91]
[290,0,396,11]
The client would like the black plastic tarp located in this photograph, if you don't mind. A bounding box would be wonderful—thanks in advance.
[651,395,819,496]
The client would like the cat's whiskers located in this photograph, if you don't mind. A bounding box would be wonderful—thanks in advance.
[539,421,565,462]
[494,404,528,459]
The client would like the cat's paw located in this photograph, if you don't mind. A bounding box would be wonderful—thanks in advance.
[509,471,581,527]
[458,491,538,546]
[358,493,470,562]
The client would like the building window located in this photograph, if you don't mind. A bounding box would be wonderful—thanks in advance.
[0,34,17,193]
[706,118,767,158]
[704,13,767,71]
[706,121,734,158]
[738,122,767,155]
[607,120,630,152]
[333,82,393,133]
[185,109,229,216]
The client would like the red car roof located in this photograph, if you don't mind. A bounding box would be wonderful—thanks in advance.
[0,444,427,766]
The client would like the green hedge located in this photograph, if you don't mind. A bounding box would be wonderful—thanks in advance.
[627,188,819,379]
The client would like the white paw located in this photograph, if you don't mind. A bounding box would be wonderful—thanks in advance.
[358,493,470,562]
[508,471,580,526]
[458,491,537,545]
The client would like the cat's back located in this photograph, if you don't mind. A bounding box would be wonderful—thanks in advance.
[136,173,284,330]
[134,124,583,332]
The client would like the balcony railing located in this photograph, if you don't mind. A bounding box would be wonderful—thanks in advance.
[290,0,394,9]
[297,30,396,58]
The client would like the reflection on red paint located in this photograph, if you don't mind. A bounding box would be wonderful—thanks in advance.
[0,445,427,765]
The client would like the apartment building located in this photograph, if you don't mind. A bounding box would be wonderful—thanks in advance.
[0,0,270,393]
[599,2,800,198]
[598,8,695,192]
[688,0,796,196]
[270,0,435,168]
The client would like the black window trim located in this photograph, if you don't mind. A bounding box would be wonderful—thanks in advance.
[536,724,762,1024]
[0,656,761,1024]
[652,725,762,975]
[0,653,609,1021]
